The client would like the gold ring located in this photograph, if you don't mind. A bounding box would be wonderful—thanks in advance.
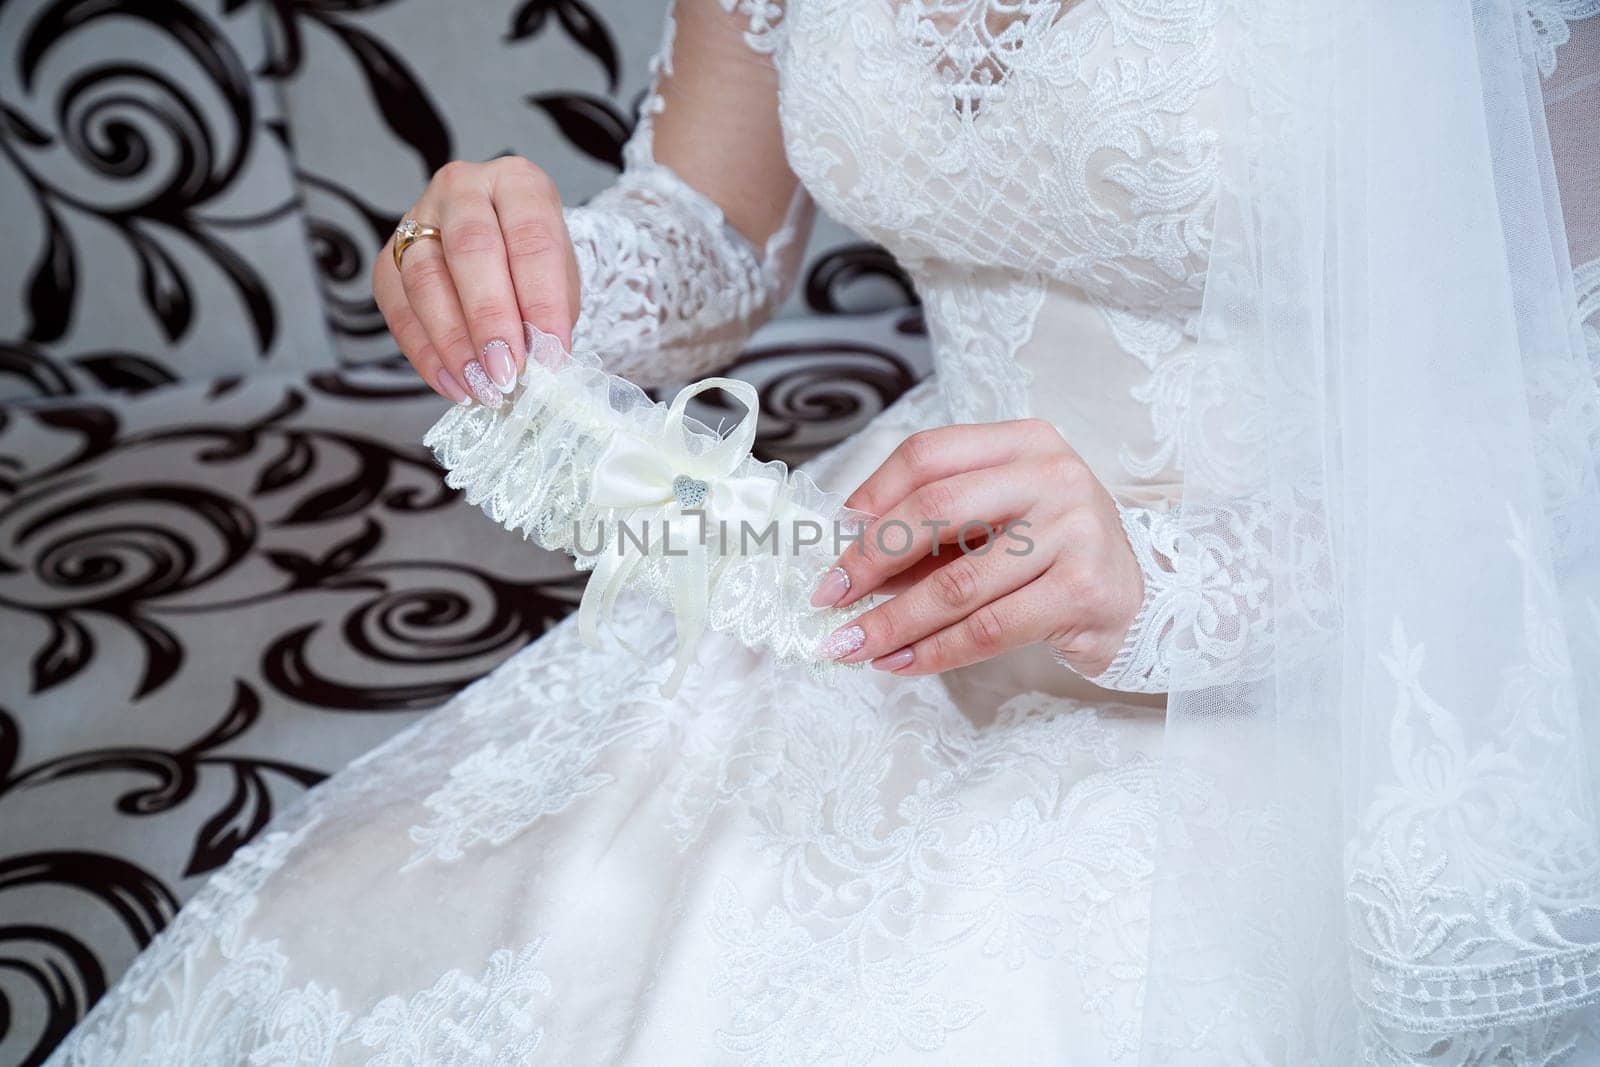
[393,217,442,271]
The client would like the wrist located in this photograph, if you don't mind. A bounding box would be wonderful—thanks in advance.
[1050,502,1168,693]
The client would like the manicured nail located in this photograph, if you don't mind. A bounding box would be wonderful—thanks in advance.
[810,567,850,608]
[873,647,914,672]
[816,624,865,661]
[462,361,502,408]
[483,338,517,390]
[436,368,471,405]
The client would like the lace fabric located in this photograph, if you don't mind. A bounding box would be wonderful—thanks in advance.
[1132,3,1600,1063]
[561,0,814,387]
[774,0,1219,431]
[1056,496,1296,694]
[563,163,812,387]
[423,324,873,690]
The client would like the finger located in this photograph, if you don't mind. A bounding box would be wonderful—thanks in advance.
[820,532,1054,666]
[844,419,1064,516]
[868,520,1018,595]
[823,468,1041,609]
[398,183,501,408]
[439,167,527,392]
[402,238,497,406]
[870,575,1062,676]
[874,551,956,597]
[812,531,984,609]
[375,254,468,403]
[492,161,579,353]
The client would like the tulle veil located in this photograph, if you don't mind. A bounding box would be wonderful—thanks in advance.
[1142,2,1600,1061]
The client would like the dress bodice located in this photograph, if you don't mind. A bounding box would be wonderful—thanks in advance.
[768,0,1223,492]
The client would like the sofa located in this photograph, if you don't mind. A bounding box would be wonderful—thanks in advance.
[0,1,929,1061]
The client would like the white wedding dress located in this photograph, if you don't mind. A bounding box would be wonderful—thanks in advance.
[45,2,1600,1065]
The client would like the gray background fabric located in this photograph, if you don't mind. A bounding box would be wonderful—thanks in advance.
[0,0,897,395]
[0,2,928,1062]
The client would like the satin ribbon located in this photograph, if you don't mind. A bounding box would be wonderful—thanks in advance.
[577,377,787,696]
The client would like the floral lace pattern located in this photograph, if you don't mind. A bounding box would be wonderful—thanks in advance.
[775,0,1219,430]
[563,2,811,387]
[1059,500,1271,693]
[1349,513,1600,1064]
[1527,0,1600,75]
[402,620,678,868]
[43,775,551,1064]
[403,610,1167,1064]
[915,268,1045,422]
[565,170,787,387]
[422,338,875,675]
[56,933,553,1065]
[702,692,1162,1063]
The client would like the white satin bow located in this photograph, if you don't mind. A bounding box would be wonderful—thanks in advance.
[577,377,785,696]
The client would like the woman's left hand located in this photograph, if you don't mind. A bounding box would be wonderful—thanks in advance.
[810,419,1144,677]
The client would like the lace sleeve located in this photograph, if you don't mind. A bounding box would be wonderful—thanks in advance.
[1055,490,1338,695]
[564,0,813,387]
[1052,500,1270,694]
[1069,8,1600,700]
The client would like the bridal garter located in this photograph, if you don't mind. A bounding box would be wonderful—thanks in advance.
[424,324,873,696]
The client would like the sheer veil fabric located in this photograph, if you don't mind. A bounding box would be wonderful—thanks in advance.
[1145,2,1600,1061]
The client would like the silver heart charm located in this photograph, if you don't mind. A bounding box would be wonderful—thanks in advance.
[672,474,710,510]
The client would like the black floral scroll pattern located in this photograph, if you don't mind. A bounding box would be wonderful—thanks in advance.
[516,0,636,170]
[0,326,929,1063]
[0,847,178,1067]
[253,0,454,174]
[0,0,466,397]
[258,535,588,711]
[509,0,621,91]
[3,0,283,359]
[528,90,635,171]
[298,172,400,343]
[0,0,936,1060]
[1,0,918,399]
[250,0,457,360]
[0,365,594,1063]
[0,375,502,702]
[0,685,325,878]
[804,241,921,314]
[0,683,320,1066]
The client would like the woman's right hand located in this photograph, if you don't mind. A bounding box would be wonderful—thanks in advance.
[373,156,582,408]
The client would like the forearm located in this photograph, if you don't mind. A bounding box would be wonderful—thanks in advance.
[563,0,811,386]
[564,163,809,386]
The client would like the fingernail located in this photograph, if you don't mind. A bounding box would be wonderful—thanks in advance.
[816,624,865,662]
[810,567,850,608]
[462,361,503,408]
[483,338,517,390]
[873,647,914,672]
[436,368,471,405]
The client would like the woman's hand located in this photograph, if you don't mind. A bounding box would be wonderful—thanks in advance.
[373,157,581,407]
[810,420,1144,678]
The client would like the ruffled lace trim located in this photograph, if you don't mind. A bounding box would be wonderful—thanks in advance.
[423,326,872,683]
[1053,498,1283,694]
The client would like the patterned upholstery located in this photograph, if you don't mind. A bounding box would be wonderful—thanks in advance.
[0,1,928,1061]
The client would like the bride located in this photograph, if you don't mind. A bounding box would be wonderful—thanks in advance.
[46,1,1600,1064]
